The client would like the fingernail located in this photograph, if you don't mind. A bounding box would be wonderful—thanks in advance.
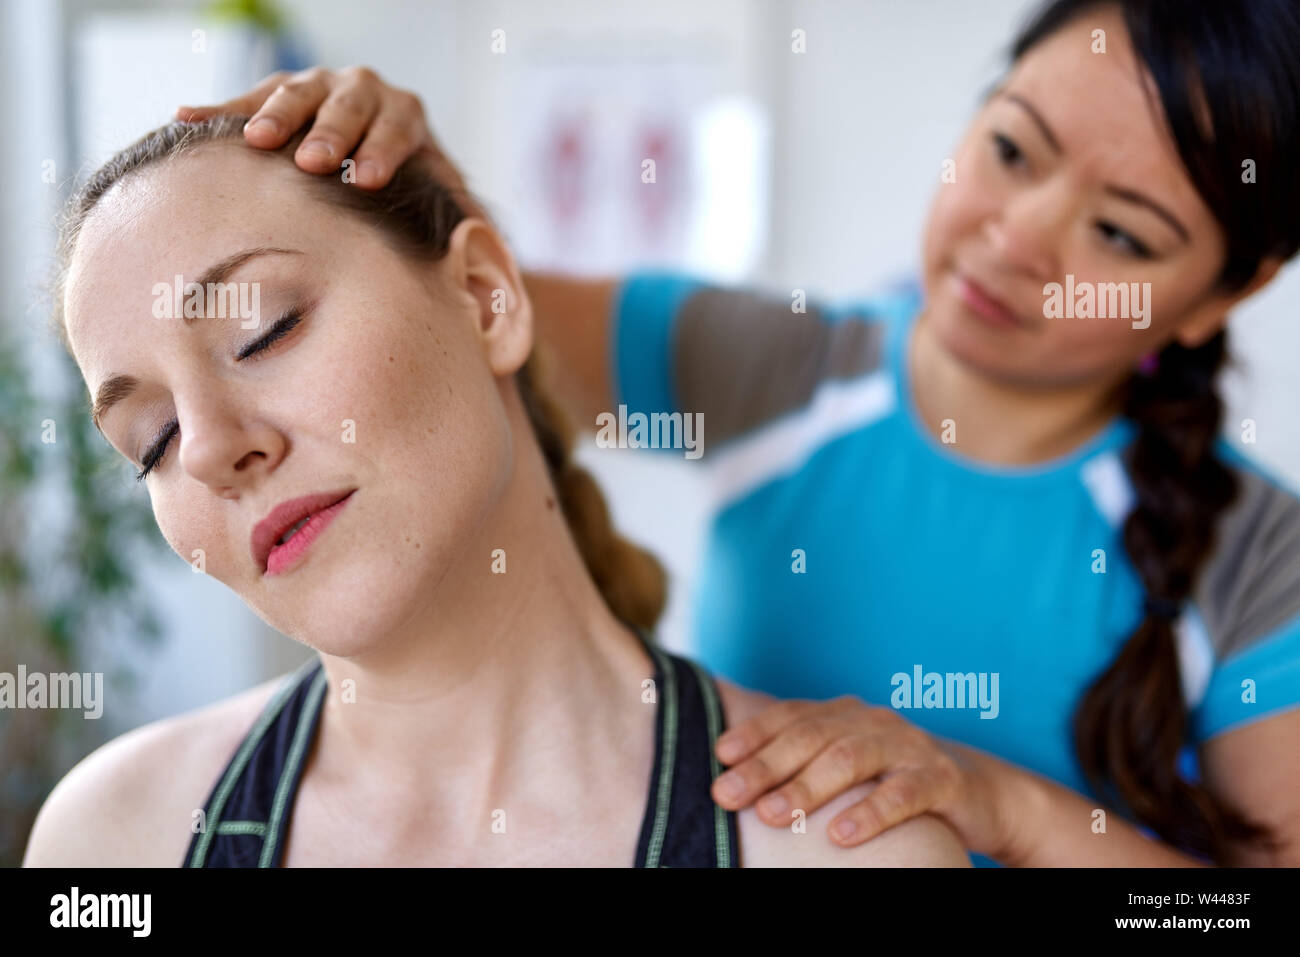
[833,818,857,841]
[299,139,335,162]
[758,793,789,817]
[245,116,280,137]
[358,160,382,183]
[716,772,745,802]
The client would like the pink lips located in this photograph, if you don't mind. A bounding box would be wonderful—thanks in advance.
[251,489,355,577]
[953,272,1024,328]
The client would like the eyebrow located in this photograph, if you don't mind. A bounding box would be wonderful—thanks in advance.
[89,246,303,433]
[996,91,1190,244]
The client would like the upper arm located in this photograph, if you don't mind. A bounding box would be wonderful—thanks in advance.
[1199,707,1300,865]
[546,270,897,454]
[738,781,971,867]
[1186,468,1300,864]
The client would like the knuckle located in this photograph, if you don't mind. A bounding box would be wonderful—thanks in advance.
[397,90,426,116]
[882,780,918,818]
[783,778,812,810]
[831,694,861,713]
[788,719,825,755]
[328,91,370,119]
[302,122,347,145]
[344,64,380,85]
[855,800,886,835]
[371,116,414,150]
[277,78,313,99]
[825,739,859,775]
[744,755,773,784]
[773,700,804,725]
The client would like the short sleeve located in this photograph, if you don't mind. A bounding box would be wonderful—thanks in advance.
[1189,457,1300,740]
[610,270,901,451]
[611,271,707,418]
[1191,615,1300,739]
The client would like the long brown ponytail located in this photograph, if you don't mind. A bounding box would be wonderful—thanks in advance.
[1011,0,1300,860]
[52,115,667,634]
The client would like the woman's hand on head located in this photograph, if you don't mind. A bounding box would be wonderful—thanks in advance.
[711,696,1019,860]
[175,66,461,195]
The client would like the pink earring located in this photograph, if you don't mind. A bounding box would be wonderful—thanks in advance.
[1137,352,1160,376]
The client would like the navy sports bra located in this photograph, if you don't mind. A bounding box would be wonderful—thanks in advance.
[184,630,740,867]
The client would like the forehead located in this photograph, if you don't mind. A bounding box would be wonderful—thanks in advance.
[1000,7,1208,212]
[63,145,334,382]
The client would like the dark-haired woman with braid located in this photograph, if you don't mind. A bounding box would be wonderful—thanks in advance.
[163,0,1300,867]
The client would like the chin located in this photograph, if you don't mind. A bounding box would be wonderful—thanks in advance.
[249,546,449,659]
[929,295,1015,375]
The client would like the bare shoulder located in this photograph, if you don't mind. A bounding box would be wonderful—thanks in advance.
[715,678,971,868]
[22,671,292,867]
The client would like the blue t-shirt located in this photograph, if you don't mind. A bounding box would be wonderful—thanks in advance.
[612,270,1300,863]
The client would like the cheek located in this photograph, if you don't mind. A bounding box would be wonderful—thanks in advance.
[923,142,999,270]
[336,313,514,507]
[151,489,232,576]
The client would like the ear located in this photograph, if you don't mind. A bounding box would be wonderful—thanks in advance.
[443,216,534,377]
[1175,254,1284,348]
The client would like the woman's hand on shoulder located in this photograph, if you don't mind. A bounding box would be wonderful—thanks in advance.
[176,66,464,196]
[713,689,1019,862]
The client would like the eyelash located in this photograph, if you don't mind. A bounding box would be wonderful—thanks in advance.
[1095,221,1154,259]
[991,131,1026,170]
[134,309,303,481]
[990,131,1154,261]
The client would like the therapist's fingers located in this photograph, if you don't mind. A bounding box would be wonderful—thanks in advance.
[248,67,349,170]
[826,767,958,846]
[289,69,386,175]
[712,713,850,809]
[714,695,855,765]
[749,731,893,825]
[177,66,439,190]
[351,90,437,190]
[175,70,290,127]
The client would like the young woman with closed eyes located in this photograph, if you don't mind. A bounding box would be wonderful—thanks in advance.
[178,0,1300,866]
[22,115,967,867]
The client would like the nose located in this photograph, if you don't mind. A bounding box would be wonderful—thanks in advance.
[983,183,1063,280]
[175,388,285,496]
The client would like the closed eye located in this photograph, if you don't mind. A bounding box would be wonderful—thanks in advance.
[134,308,304,481]
[236,308,303,360]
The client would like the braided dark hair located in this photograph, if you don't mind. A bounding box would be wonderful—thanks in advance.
[1011,0,1300,860]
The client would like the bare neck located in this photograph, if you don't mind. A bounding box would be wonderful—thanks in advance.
[309,397,653,829]
[907,311,1126,466]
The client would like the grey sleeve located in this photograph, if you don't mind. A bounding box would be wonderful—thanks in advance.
[1194,466,1300,659]
[671,286,889,448]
